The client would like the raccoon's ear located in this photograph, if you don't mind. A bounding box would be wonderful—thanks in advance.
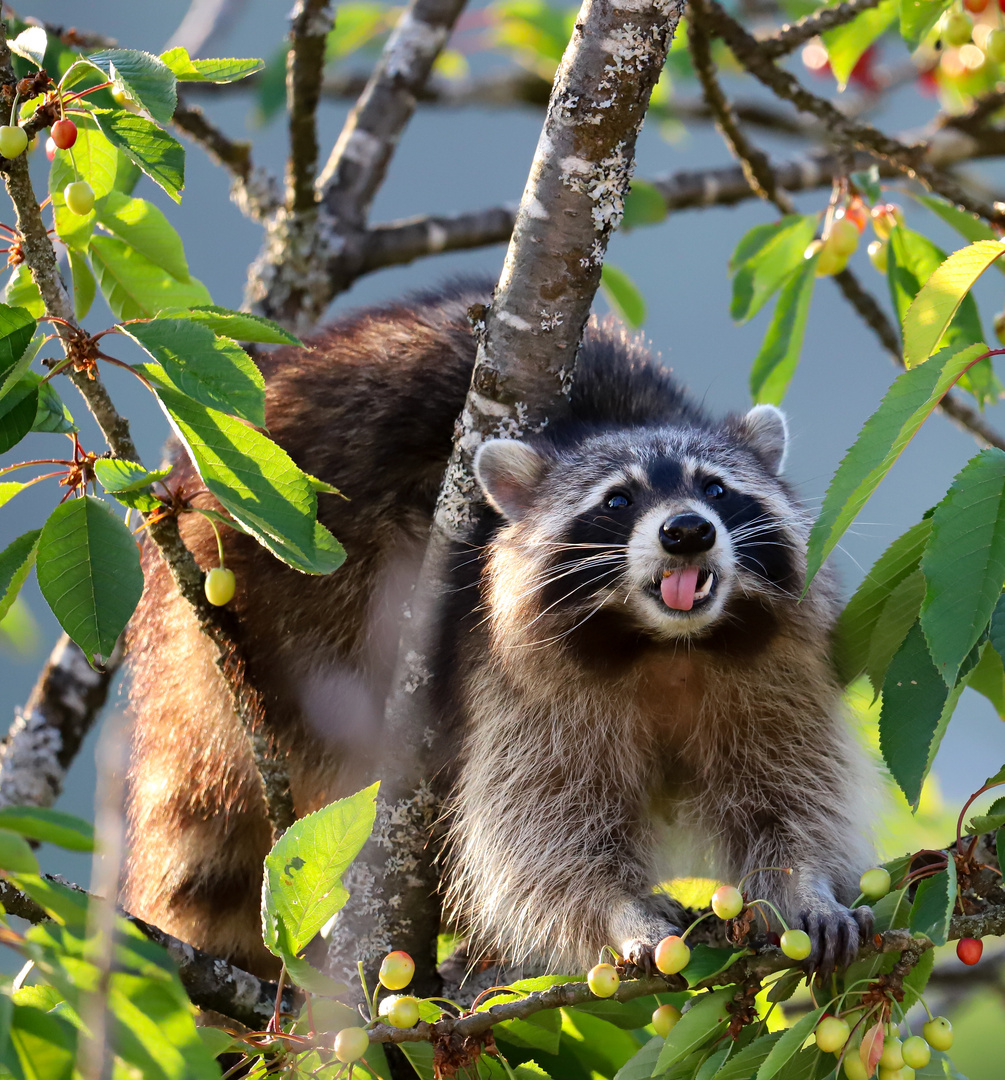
[740,404,788,475]
[475,439,549,521]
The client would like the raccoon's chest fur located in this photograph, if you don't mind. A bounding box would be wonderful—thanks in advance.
[123,282,875,980]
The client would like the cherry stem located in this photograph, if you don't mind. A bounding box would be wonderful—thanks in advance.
[746,898,791,932]
[37,355,75,384]
[60,81,113,104]
[681,909,717,942]
[736,866,793,891]
[0,458,73,477]
[270,963,287,1032]
[95,352,153,390]
[955,779,1005,851]
[468,984,530,1013]
[356,961,375,1023]
[197,512,227,569]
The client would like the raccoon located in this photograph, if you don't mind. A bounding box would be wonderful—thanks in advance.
[123,282,875,982]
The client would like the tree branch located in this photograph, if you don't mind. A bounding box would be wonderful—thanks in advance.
[287,0,335,215]
[172,97,281,222]
[0,877,296,1029]
[755,0,881,61]
[0,26,295,838]
[704,0,1005,224]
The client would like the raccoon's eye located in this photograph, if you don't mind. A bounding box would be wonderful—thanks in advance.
[605,491,632,510]
[704,480,725,499]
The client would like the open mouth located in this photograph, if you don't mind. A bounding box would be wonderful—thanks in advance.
[650,566,717,612]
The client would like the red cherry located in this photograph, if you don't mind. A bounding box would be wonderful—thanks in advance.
[50,118,77,150]
[956,937,983,965]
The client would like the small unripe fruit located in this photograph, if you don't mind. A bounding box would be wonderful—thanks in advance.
[379,950,415,990]
[843,1055,869,1080]
[995,310,1005,346]
[923,1016,953,1051]
[814,237,852,278]
[382,995,420,1029]
[652,1003,681,1037]
[841,198,869,232]
[956,937,982,965]
[0,125,28,159]
[827,217,860,258]
[780,929,812,960]
[880,1036,904,1070]
[816,1016,851,1054]
[587,963,619,998]
[878,1069,914,1080]
[50,119,77,150]
[871,203,904,239]
[901,1036,931,1069]
[44,136,57,162]
[654,935,691,975]
[63,181,95,217]
[204,567,236,606]
[711,885,744,919]
[859,867,892,899]
[941,11,974,46]
[867,240,889,275]
[987,27,1005,62]
[334,1027,369,1063]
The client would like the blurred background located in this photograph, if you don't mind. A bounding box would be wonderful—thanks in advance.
[0,1,1003,1068]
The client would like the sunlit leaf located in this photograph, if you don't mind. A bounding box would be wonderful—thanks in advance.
[84,49,178,124]
[600,264,646,328]
[91,108,185,202]
[749,250,816,404]
[159,47,264,83]
[90,235,210,319]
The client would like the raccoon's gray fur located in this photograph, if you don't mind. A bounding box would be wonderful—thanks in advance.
[124,282,875,981]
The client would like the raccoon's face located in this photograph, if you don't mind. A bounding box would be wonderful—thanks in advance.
[475,406,806,645]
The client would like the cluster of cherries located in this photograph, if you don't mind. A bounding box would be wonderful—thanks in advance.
[0,112,95,216]
[804,197,903,279]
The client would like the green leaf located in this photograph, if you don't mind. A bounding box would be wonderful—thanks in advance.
[921,449,1005,684]
[695,1046,729,1080]
[913,193,1000,250]
[621,180,667,230]
[600,264,646,328]
[31,375,76,435]
[4,265,44,319]
[0,304,39,380]
[0,807,94,851]
[998,829,1005,877]
[572,993,663,1029]
[967,795,1005,833]
[0,828,39,873]
[715,1033,784,1080]
[865,568,926,694]
[749,251,817,405]
[0,482,26,509]
[0,379,38,454]
[0,335,41,414]
[9,1004,75,1080]
[681,944,748,987]
[159,48,265,83]
[84,49,178,123]
[8,872,89,927]
[67,249,96,321]
[729,215,816,323]
[94,192,190,281]
[904,240,1005,368]
[495,1010,561,1054]
[806,343,986,585]
[90,235,211,319]
[35,495,144,663]
[94,459,171,493]
[879,622,963,807]
[655,986,733,1071]
[756,1007,825,1080]
[612,1035,662,1080]
[9,27,47,68]
[263,782,378,953]
[0,528,40,626]
[91,108,185,202]
[49,122,118,249]
[903,945,934,1004]
[124,319,264,426]
[155,305,302,345]
[908,861,957,946]
[901,0,951,43]
[144,366,343,573]
[823,0,897,88]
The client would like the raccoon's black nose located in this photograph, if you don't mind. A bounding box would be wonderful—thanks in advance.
[659,514,716,554]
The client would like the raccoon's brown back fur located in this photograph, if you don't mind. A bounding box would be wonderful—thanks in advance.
[124,283,876,979]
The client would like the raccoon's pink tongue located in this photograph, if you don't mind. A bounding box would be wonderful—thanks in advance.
[661,567,701,611]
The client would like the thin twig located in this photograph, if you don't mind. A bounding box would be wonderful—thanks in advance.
[287,0,334,215]
[688,0,793,213]
[705,0,1005,224]
[756,0,882,61]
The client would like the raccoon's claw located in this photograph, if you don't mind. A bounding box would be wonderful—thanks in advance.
[620,939,659,976]
[796,903,872,976]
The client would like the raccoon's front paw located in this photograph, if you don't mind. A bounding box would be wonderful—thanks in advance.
[795,902,873,975]
[612,896,686,976]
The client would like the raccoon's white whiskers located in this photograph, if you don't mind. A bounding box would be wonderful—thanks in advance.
[521,591,612,650]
